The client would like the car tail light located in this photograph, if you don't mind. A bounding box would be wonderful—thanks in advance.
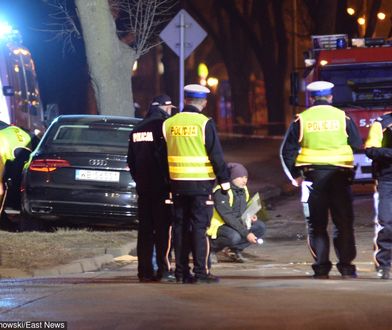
[29,159,71,172]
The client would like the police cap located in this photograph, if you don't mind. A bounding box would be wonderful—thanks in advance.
[184,84,210,99]
[151,94,176,108]
[306,81,334,97]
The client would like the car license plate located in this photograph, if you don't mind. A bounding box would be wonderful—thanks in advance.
[75,169,120,183]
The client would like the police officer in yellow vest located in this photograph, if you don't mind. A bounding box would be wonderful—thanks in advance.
[0,122,32,228]
[163,84,230,284]
[280,81,362,279]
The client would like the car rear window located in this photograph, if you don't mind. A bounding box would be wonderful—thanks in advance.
[44,124,133,152]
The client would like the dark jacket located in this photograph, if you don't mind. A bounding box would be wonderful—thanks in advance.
[166,105,230,195]
[365,113,392,182]
[127,106,170,195]
[280,100,362,181]
[214,183,249,238]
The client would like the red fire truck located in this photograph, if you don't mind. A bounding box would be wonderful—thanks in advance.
[293,34,392,182]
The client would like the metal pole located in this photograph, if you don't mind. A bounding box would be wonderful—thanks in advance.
[292,0,297,118]
[19,52,31,129]
[179,12,185,111]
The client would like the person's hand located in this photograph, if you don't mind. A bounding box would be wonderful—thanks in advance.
[291,176,303,187]
[250,215,257,222]
[246,232,257,244]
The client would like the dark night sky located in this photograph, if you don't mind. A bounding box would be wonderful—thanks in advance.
[0,0,88,114]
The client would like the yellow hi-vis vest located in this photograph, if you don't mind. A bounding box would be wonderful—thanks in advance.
[295,105,354,168]
[0,126,31,182]
[207,185,249,239]
[364,121,383,148]
[163,112,215,180]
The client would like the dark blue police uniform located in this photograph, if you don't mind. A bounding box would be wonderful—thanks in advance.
[127,98,174,282]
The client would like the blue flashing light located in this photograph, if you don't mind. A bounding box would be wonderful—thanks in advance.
[336,37,347,49]
[0,21,13,39]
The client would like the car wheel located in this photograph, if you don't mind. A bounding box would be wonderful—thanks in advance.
[18,213,48,232]
[0,212,18,232]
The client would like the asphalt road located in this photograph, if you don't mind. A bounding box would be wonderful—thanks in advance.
[0,192,386,330]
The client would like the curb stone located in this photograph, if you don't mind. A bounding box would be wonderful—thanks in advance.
[0,268,31,278]
[75,257,100,272]
[0,242,136,279]
[57,262,84,275]
[92,254,116,269]
[105,243,134,258]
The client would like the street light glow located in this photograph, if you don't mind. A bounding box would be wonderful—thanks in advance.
[158,62,164,75]
[347,8,355,16]
[207,77,219,88]
[377,12,386,20]
[357,17,366,25]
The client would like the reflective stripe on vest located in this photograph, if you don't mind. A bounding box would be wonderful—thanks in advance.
[207,186,249,239]
[295,105,354,168]
[164,112,215,180]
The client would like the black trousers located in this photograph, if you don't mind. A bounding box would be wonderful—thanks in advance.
[212,220,266,252]
[374,180,392,270]
[302,168,356,275]
[137,193,172,280]
[172,194,213,278]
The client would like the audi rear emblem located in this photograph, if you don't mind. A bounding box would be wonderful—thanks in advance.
[89,159,108,166]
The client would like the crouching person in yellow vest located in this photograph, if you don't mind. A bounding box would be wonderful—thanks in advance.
[0,122,32,230]
[207,163,266,265]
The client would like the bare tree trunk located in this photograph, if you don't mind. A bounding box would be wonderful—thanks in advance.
[214,2,252,134]
[188,1,253,134]
[312,0,338,35]
[75,0,135,116]
[161,44,179,103]
[249,0,288,135]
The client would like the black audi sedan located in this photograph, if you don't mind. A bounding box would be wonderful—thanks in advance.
[20,115,141,230]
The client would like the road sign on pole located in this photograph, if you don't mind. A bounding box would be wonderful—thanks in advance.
[160,9,207,111]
